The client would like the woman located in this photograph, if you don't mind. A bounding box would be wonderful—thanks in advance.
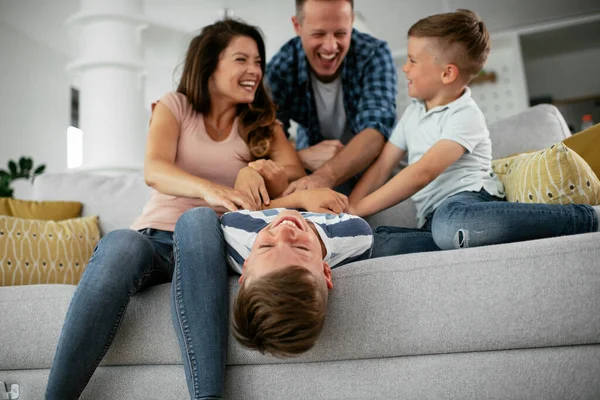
[45,19,305,400]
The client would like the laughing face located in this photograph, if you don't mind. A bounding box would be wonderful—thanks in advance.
[293,0,354,83]
[241,210,333,290]
[209,35,262,105]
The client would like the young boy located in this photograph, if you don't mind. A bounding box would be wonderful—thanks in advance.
[348,9,599,256]
[222,188,373,356]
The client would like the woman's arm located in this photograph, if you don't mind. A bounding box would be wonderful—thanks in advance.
[144,102,255,211]
[259,125,306,192]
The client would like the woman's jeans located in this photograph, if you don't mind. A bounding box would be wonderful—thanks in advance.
[45,208,227,400]
[373,189,598,257]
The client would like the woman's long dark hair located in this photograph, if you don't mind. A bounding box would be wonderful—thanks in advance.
[177,19,276,158]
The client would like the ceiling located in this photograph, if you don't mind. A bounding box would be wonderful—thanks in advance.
[1,0,600,61]
[520,19,600,59]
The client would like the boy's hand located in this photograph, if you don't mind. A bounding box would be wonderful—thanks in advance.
[234,167,270,208]
[298,189,348,214]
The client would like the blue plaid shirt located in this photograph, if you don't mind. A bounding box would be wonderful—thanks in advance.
[266,29,398,150]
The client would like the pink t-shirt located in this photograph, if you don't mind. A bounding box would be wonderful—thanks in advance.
[130,92,251,232]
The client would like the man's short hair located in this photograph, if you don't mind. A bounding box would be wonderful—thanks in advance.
[295,0,354,23]
[408,9,490,81]
[233,265,328,356]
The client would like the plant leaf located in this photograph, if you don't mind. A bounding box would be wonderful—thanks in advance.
[34,165,46,175]
[8,160,17,176]
[24,157,33,171]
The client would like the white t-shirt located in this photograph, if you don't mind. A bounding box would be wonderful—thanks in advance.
[389,87,505,228]
[310,73,354,144]
[221,209,373,274]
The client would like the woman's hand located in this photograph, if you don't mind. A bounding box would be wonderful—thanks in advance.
[234,167,270,208]
[297,189,348,214]
[248,159,288,198]
[203,183,258,212]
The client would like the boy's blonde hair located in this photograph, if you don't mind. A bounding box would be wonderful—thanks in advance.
[233,265,328,356]
[408,9,490,82]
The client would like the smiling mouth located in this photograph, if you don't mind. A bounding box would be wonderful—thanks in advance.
[318,52,338,62]
[272,216,305,231]
[239,80,257,91]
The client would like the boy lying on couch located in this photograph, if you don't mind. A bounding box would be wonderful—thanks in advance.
[222,193,373,356]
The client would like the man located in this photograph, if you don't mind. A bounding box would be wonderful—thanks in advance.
[267,0,398,195]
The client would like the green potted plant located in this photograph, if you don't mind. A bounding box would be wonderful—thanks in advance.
[0,157,46,198]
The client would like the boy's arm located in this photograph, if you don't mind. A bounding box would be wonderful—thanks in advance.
[263,189,348,214]
[350,140,465,217]
[349,141,406,205]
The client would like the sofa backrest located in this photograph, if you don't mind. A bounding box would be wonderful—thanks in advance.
[488,104,570,158]
[33,172,151,236]
[31,104,571,233]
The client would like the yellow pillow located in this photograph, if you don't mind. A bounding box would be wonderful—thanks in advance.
[0,198,82,220]
[563,123,600,179]
[0,216,100,286]
[491,142,600,205]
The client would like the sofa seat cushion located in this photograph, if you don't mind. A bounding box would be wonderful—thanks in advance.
[0,216,100,286]
[492,142,600,205]
[3,232,600,371]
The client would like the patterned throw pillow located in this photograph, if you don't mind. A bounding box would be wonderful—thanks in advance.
[491,142,600,205]
[0,198,82,220]
[0,216,100,286]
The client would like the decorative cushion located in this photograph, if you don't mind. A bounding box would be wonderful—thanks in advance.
[0,198,82,220]
[562,123,600,179]
[0,216,100,286]
[491,142,600,205]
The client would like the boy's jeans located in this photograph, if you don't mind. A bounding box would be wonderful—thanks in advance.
[373,189,598,257]
[45,207,227,400]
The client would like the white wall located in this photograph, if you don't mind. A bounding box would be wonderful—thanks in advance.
[524,47,600,100]
[0,21,70,174]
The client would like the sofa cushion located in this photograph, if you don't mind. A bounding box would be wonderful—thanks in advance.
[492,142,600,205]
[488,104,571,159]
[32,172,152,236]
[563,123,600,179]
[3,232,600,370]
[0,198,82,220]
[0,216,100,286]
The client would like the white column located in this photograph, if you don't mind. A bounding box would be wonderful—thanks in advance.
[66,0,147,172]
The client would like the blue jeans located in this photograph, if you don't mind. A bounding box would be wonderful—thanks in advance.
[373,189,598,257]
[45,208,228,400]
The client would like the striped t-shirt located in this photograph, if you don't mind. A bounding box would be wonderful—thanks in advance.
[221,209,374,274]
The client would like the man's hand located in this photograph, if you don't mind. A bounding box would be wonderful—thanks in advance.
[298,140,344,172]
[298,189,348,214]
[281,173,335,196]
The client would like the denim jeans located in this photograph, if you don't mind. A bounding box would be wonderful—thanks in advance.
[373,189,598,257]
[45,207,227,400]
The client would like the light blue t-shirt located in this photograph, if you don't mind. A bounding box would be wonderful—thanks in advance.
[389,87,504,228]
[221,209,373,274]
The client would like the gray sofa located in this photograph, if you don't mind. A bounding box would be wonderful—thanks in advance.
[2,105,600,399]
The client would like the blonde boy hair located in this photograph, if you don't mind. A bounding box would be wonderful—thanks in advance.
[408,9,490,83]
